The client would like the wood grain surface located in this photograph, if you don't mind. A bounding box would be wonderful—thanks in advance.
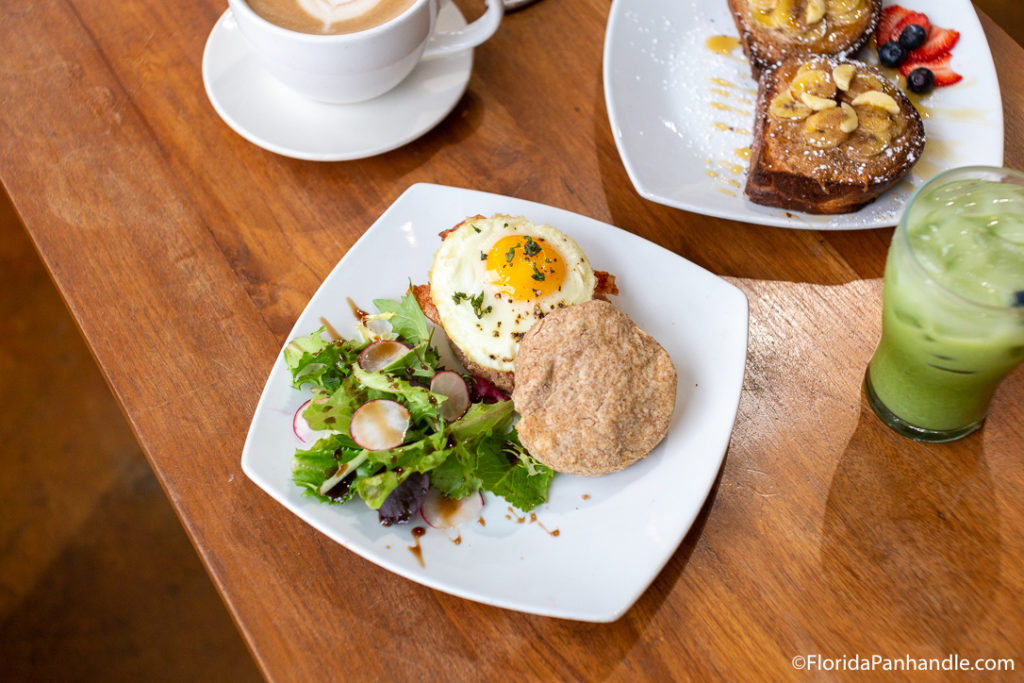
[1,1,1022,680]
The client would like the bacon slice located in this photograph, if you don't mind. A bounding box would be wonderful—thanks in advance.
[410,283,441,326]
[438,215,487,241]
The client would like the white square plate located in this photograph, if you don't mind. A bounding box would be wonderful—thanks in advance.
[241,184,748,621]
[603,0,1004,229]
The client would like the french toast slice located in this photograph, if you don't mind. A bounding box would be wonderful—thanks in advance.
[745,55,925,214]
[728,0,882,78]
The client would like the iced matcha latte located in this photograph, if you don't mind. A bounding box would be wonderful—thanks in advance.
[866,166,1024,442]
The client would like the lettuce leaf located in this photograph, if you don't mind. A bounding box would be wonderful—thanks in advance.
[284,328,366,391]
[475,432,553,512]
[356,431,451,508]
[446,400,516,441]
[429,444,484,500]
[351,364,444,425]
[291,433,368,504]
[373,289,432,346]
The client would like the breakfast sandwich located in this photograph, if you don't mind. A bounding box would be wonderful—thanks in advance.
[412,214,618,392]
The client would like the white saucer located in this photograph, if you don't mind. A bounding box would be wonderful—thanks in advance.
[202,6,472,161]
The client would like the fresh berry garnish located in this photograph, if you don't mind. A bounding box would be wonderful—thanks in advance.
[877,5,912,46]
[900,53,963,87]
[898,24,928,51]
[890,12,931,45]
[878,41,907,69]
[906,67,935,94]
[907,26,961,62]
[1015,290,1024,307]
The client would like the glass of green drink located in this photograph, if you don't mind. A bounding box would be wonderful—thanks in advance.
[865,166,1024,442]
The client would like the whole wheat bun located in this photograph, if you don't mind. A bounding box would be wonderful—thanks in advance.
[511,300,676,476]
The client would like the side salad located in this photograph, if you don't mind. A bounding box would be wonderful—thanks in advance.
[284,289,554,526]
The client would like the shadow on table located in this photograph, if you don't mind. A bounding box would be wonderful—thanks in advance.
[493,455,728,680]
[819,396,1000,647]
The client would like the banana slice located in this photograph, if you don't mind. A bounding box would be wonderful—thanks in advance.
[827,0,867,25]
[770,91,813,119]
[851,90,901,116]
[845,72,888,98]
[748,0,778,10]
[832,64,856,91]
[769,0,800,33]
[800,92,838,111]
[826,0,865,15]
[805,0,826,24]
[847,128,891,158]
[803,108,849,149]
[830,6,869,25]
[839,102,859,133]
[790,69,837,101]
[796,16,828,43]
[855,105,892,134]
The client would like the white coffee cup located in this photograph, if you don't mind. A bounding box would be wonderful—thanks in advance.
[227,0,503,103]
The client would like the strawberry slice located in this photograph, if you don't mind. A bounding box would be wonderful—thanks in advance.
[890,11,931,45]
[908,26,961,62]
[900,53,963,87]
[877,5,911,45]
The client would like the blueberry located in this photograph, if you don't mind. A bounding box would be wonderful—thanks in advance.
[898,24,928,51]
[906,67,935,94]
[1015,290,1024,307]
[878,41,907,68]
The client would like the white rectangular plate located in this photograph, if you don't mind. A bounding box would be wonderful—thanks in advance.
[241,184,749,621]
[603,0,1004,229]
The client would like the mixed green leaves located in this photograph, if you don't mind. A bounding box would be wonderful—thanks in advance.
[284,290,553,520]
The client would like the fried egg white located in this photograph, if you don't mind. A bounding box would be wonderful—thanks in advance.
[429,215,596,373]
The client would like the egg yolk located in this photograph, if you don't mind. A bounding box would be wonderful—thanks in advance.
[485,234,566,301]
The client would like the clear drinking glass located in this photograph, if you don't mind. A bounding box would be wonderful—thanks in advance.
[865,166,1024,442]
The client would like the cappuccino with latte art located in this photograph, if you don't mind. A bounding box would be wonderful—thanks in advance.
[228,0,502,103]
[246,0,416,34]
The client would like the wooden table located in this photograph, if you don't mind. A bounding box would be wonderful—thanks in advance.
[3,1,1022,679]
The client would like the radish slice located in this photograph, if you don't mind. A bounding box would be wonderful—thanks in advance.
[420,488,485,530]
[292,399,324,444]
[349,399,410,450]
[430,371,470,422]
[358,340,410,372]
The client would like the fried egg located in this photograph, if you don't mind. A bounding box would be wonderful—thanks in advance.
[429,215,596,373]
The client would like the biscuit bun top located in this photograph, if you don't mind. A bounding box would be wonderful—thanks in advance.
[511,299,676,477]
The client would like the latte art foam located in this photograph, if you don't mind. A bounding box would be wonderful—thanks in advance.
[297,0,384,30]
[246,0,415,34]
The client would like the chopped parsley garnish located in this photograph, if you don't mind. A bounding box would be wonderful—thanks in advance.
[453,291,491,318]
[530,262,545,281]
[505,242,521,263]
[470,291,492,318]
[472,224,481,233]
[523,236,541,256]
